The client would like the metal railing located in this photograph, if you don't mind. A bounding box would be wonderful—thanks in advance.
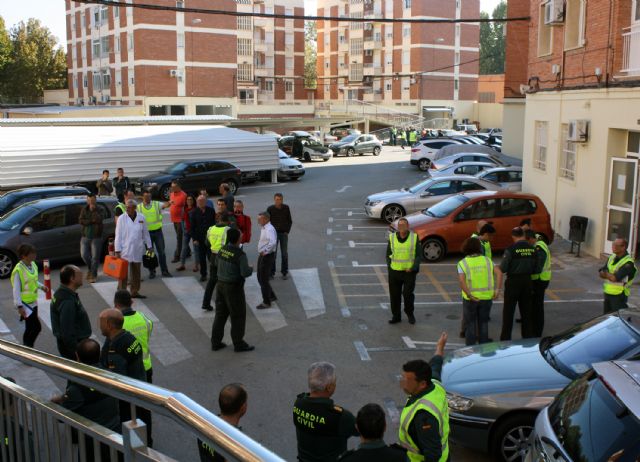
[319,99,428,128]
[622,26,640,75]
[0,339,285,462]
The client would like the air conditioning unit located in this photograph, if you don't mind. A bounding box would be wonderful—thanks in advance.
[551,63,561,75]
[544,0,564,25]
[568,119,590,143]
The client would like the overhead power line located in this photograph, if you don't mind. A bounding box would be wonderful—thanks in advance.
[73,0,528,24]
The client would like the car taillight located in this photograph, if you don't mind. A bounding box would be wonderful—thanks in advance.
[411,149,420,152]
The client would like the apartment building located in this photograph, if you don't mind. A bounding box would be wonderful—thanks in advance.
[65,0,307,117]
[513,0,640,258]
[316,0,480,122]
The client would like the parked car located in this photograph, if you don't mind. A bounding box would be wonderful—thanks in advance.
[430,152,509,171]
[475,166,523,191]
[365,176,502,223]
[0,186,90,217]
[279,135,331,161]
[456,123,478,134]
[527,359,640,462]
[241,171,260,184]
[443,310,640,462]
[410,139,467,171]
[330,134,383,157]
[330,127,361,140]
[479,127,503,136]
[135,160,242,200]
[392,190,553,261]
[0,196,119,278]
[310,130,338,146]
[429,162,497,178]
[260,150,305,181]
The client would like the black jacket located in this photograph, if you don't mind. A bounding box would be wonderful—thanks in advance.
[50,286,92,352]
[339,441,407,462]
[190,206,216,243]
[267,204,292,233]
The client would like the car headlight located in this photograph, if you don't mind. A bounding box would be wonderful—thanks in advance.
[367,200,381,206]
[446,392,474,412]
[145,182,158,187]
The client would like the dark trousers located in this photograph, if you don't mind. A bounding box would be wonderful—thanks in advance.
[148,229,168,274]
[462,299,492,345]
[196,243,211,278]
[56,338,79,360]
[212,281,247,347]
[271,232,289,276]
[22,306,41,348]
[604,293,628,314]
[173,222,183,259]
[532,279,549,337]
[258,253,276,304]
[202,256,218,309]
[500,275,534,341]
[388,269,417,319]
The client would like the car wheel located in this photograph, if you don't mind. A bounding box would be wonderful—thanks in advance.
[224,180,238,195]
[323,158,330,162]
[382,204,405,224]
[159,184,171,201]
[491,414,535,462]
[421,238,446,262]
[418,159,431,171]
[304,152,312,162]
[373,147,381,156]
[347,148,356,157]
[0,250,17,280]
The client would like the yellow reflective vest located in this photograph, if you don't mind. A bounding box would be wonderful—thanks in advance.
[531,240,551,282]
[457,255,494,300]
[603,254,637,296]
[11,261,39,305]
[207,225,228,254]
[123,311,153,371]
[389,232,418,271]
[137,201,163,231]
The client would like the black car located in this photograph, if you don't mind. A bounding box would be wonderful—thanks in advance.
[135,160,242,200]
[0,186,90,217]
[0,196,118,278]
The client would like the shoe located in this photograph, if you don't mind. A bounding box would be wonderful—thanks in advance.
[234,344,255,353]
[515,318,522,323]
[256,303,271,309]
[149,272,156,280]
[211,342,227,351]
[408,314,416,325]
[176,266,186,272]
[282,273,289,280]
[171,257,180,263]
[270,296,278,303]
[162,271,172,278]
[202,305,213,311]
[200,276,207,282]
[388,318,401,324]
[131,294,147,299]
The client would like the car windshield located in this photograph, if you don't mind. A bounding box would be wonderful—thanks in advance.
[341,134,358,143]
[422,194,469,218]
[0,205,37,231]
[548,370,640,461]
[540,315,640,379]
[0,194,14,212]
[162,162,188,174]
[307,138,324,147]
[408,178,435,194]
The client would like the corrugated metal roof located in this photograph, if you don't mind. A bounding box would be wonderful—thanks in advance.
[0,114,234,122]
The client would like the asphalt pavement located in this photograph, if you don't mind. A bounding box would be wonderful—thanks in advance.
[0,145,622,461]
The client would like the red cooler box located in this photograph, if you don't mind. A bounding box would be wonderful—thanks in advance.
[103,256,128,280]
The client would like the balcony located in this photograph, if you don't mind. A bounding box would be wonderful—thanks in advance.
[338,41,349,52]
[622,26,640,76]
[363,63,382,75]
[254,16,269,28]
[254,65,274,77]
[254,39,273,52]
[364,39,375,50]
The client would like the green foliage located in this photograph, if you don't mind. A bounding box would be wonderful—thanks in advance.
[0,17,67,102]
[304,21,317,89]
[479,1,506,75]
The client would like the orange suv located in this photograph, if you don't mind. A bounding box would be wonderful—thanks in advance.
[393,190,554,262]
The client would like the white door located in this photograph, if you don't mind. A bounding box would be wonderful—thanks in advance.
[604,158,639,255]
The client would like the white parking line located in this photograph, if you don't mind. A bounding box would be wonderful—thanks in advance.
[348,241,386,247]
[290,268,326,319]
[403,336,465,349]
[244,275,288,332]
[354,341,371,361]
[380,298,605,308]
[93,282,193,366]
[383,398,401,425]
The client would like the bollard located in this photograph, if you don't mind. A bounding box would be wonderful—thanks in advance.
[43,260,51,300]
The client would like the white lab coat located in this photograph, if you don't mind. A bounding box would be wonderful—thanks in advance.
[114,212,152,263]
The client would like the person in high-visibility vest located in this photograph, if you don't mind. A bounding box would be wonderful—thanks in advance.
[201,213,232,312]
[457,238,498,346]
[408,129,418,146]
[387,217,421,325]
[390,127,397,146]
[11,244,48,348]
[599,237,637,314]
[527,230,552,337]
[477,223,495,260]
[114,190,135,224]
[398,332,450,462]
[138,190,172,279]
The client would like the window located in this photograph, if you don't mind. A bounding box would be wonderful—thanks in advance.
[454,79,459,90]
[459,180,485,192]
[350,39,363,54]
[265,80,274,92]
[114,6,119,18]
[404,0,411,8]
[115,36,120,52]
[350,63,363,81]
[285,33,294,45]
[497,198,537,217]
[564,0,586,49]
[128,33,134,50]
[28,207,66,232]
[177,33,185,48]
[455,24,460,38]
[538,3,552,56]
[81,14,86,29]
[455,52,460,64]
[237,17,251,30]
[73,76,78,89]
[403,25,410,38]
[285,57,294,69]
[350,12,363,30]
[324,84,330,92]
[385,82,392,91]
[457,199,497,220]
[115,70,121,86]
[129,68,135,85]
[238,63,253,81]
[100,36,109,57]
[237,38,251,56]
[102,68,111,88]
[374,31,382,42]
[176,1,184,8]
[427,181,456,196]
[534,121,548,171]
[559,124,577,181]
[83,75,88,87]
[285,80,294,92]
[92,39,100,57]
[402,50,410,65]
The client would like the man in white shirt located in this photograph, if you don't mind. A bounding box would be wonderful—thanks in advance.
[256,211,277,309]
[115,199,152,299]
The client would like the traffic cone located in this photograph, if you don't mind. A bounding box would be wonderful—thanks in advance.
[43,260,51,300]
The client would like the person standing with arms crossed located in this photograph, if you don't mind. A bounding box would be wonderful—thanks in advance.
[191,195,216,282]
[387,217,421,325]
[234,200,252,245]
[599,237,637,314]
[267,193,292,280]
[11,244,47,348]
[256,212,278,309]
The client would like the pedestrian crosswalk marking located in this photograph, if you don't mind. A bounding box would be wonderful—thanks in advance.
[93,282,193,366]
[162,277,213,321]
[290,268,326,318]
[244,275,288,332]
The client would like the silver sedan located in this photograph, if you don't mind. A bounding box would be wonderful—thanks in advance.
[475,166,523,191]
[429,162,497,178]
[364,175,502,223]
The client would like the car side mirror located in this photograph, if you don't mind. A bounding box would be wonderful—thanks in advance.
[420,192,433,198]
[22,226,33,236]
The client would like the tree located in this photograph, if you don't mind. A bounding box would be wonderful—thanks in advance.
[0,18,67,102]
[304,21,317,89]
[479,1,506,75]
[0,16,10,71]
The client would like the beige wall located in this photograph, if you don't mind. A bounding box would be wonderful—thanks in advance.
[4,107,143,119]
[502,98,525,157]
[43,89,69,105]
[473,103,503,131]
[143,97,237,117]
[522,87,640,258]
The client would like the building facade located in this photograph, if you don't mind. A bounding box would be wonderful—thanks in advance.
[65,0,307,117]
[517,0,640,258]
[316,0,480,123]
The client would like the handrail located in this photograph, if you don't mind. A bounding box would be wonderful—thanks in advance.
[0,339,285,462]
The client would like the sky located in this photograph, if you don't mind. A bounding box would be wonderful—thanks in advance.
[0,0,505,48]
